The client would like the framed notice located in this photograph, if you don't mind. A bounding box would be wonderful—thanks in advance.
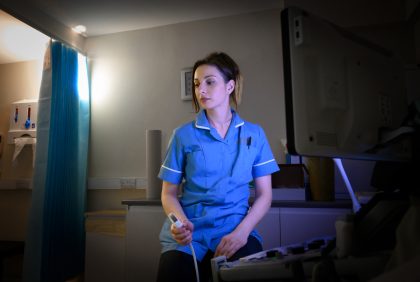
[181,68,193,100]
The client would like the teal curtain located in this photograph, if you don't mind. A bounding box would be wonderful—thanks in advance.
[23,40,90,282]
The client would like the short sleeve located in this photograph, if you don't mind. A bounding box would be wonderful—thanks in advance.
[158,129,185,184]
[252,127,280,178]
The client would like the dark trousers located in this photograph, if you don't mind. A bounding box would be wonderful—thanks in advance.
[156,235,262,282]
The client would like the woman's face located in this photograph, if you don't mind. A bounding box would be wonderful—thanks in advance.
[194,64,234,112]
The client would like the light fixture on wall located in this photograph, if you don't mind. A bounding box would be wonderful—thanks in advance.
[72,25,87,36]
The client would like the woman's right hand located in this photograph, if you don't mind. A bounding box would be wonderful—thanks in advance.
[170,219,194,245]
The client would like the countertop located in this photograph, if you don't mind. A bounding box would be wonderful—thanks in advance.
[121,198,352,209]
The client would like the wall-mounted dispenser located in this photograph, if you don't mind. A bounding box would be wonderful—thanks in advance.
[8,99,38,144]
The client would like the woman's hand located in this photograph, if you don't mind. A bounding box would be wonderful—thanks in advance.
[214,229,248,259]
[170,219,194,245]
[214,175,272,259]
[161,181,194,245]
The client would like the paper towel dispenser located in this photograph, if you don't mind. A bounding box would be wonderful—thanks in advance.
[8,99,38,144]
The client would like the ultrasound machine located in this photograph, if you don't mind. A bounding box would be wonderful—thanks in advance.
[211,6,419,282]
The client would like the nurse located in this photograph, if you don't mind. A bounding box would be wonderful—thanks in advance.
[156,52,279,282]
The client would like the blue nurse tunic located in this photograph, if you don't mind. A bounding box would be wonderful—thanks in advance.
[158,109,279,261]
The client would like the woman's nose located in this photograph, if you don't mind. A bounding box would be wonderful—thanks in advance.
[198,84,206,94]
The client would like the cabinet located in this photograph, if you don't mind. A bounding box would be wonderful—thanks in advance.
[84,210,126,282]
[255,208,281,249]
[256,207,351,249]
[279,207,351,245]
[125,205,166,282]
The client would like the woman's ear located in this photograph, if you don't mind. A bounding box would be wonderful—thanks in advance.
[227,80,235,94]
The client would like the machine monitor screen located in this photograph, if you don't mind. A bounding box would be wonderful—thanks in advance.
[281,7,412,162]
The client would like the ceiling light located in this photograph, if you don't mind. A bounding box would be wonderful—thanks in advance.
[72,25,87,34]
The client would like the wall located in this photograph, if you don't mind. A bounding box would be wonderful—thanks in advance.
[0,60,43,240]
[85,10,286,183]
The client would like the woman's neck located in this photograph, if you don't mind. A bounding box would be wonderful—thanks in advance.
[206,108,232,128]
[206,108,232,139]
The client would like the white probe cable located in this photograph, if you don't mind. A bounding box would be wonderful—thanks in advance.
[189,242,199,282]
[168,213,200,282]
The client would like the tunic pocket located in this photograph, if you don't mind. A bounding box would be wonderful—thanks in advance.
[185,145,206,186]
[231,143,256,184]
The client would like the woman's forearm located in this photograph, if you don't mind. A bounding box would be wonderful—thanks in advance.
[161,181,188,222]
[235,175,272,236]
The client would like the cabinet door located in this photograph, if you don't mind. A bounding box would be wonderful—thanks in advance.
[125,206,166,282]
[85,233,125,282]
[280,207,351,245]
[255,208,281,250]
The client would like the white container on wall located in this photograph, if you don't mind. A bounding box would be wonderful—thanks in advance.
[8,99,38,144]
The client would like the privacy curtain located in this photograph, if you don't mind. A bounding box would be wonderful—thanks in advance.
[23,40,90,282]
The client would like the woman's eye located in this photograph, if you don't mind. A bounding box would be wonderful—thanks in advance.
[206,80,215,86]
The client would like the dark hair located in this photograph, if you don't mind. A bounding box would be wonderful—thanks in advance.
[191,52,243,113]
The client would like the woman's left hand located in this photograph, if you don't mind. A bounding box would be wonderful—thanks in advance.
[214,229,248,259]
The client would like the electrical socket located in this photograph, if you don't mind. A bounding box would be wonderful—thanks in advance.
[120,177,136,189]
[136,178,147,188]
